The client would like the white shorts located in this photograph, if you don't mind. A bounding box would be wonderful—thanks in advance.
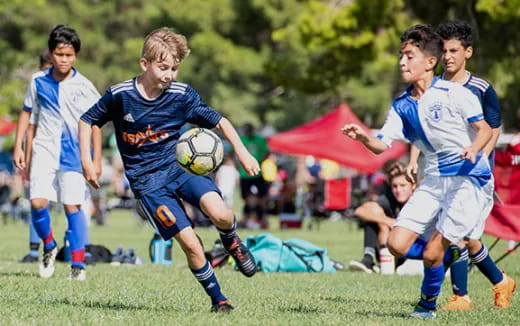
[466,177,494,240]
[30,169,88,205]
[394,175,490,244]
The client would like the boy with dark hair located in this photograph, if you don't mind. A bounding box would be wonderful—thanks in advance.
[342,24,494,319]
[13,25,102,280]
[408,19,515,310]
[79,27,258,313]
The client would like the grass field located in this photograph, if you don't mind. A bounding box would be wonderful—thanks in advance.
[0,209,518,326]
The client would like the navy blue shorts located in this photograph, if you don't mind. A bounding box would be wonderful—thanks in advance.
[136,175,221,240]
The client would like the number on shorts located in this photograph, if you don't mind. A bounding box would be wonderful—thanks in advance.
[155,205,176,227]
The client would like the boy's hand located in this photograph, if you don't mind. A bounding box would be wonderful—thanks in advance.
[405,163,417,184]
[13,147,26,170]
[82,161,100,189]
[341,124,368,142]
[237,151,260,176]
[461,146,477,163]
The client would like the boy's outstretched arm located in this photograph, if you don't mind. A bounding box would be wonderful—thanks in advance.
[215,117,260,176]
[462,120,492,163]
[79,120,100,188]
[341,123,388,154]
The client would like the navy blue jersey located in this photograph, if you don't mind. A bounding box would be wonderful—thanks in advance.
[80,78,222,197]
[463,73,501,129]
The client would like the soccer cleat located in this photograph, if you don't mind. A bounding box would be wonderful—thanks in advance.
[211,300,234,313]
[111,247,125,266]
[493,273,516,308]
[348,260,374,274]
[20,254,38,263]
[39,246,58,278]
[409,304,436,319]
[67,266,87,281]
[226,237,257,277]
[441,295,472,311]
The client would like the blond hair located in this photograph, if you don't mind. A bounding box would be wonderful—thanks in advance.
[141,27,190,68]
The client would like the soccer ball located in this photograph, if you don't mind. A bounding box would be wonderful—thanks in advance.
[176,128,224,175]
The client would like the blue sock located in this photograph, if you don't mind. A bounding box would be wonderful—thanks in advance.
[450,247,469,296]
[404,238,426,260]
[420,264,445,310]
[470,244,503,285]
[216,218,237,249]
[32,206,56,251]
[29,220,40,244]
[66,210,87,269]
[191,260,227,304]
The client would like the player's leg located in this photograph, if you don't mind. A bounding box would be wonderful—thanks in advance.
[468,239,516,308]
[441,239,472,311]
[136,187,232,312]
[60,171,89,281]
[21,220,40,263]
[349,222,379,273]
[179,175,256,277]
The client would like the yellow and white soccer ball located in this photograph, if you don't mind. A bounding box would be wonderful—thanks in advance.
[176,128,224,175]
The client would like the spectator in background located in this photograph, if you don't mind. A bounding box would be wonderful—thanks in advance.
[215,154,239,209]
[349,162,416,273]
[239,122,269,229]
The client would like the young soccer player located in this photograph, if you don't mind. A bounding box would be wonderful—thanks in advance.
[342,24,494,319]
[78,27,258,313]
[13,25,102,280]
[407,20,515,311]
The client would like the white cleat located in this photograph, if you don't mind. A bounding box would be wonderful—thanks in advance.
[39,246,58,278]
[67,267,87,281]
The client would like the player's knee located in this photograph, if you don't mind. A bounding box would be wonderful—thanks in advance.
[31,198,48,210]
[422,248,442,266]
[387,238,407,257]
[210,207,234,227]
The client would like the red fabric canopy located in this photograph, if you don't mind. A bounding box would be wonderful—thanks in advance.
[485,203,520,242]
[267,104,407,174]
[0,118,16,135]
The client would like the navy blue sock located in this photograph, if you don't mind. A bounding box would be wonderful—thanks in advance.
[191,260,227,304]
[470,244,503,285]
[216,218,237,249]
[404,238,426,260]
[450,247,469,296]
[420,264,444,310]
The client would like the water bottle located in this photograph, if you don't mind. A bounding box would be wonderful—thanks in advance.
[379,247,395,275]
[149,233,173,265]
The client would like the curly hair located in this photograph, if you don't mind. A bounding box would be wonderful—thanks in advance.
[400,24,443,69]
[436,20,473,48]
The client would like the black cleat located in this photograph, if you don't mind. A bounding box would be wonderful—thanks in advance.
[226,237,257,277]
[211,300,234,313]
[20,254,38,263]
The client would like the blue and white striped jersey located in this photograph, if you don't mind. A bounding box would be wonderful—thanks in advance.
[24,67,100,172]
[377,77,492,186]
[80,79,223,197]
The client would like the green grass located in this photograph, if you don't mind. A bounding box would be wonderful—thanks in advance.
[0,209,518,326]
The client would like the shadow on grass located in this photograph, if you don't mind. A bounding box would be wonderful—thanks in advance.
[44,297,167,312]
[278,303,322,314]
[0,271,37,278]
[321,296,413,318]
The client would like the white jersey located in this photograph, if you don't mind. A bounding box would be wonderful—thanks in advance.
[377,77,491,187]
[23,67,100,172]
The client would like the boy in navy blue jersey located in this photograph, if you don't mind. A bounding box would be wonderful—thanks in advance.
[407,20,515,310]
[79,27,258,313]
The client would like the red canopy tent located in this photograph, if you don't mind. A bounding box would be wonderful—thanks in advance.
[267,103,407,174]
[0,118,16,135]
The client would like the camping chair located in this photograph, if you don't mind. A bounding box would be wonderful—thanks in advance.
[308,177,351,230]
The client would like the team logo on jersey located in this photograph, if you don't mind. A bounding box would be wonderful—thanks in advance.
[122,125,169,148]
[123,113,135,122]
[428,102,443,122]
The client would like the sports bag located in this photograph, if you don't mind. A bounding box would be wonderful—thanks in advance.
[244,233,336,273]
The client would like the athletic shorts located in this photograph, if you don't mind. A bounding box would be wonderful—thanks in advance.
[466,177,494,240]
[30,168,88,205]
[136,175,221,240]
[394,175,491,244]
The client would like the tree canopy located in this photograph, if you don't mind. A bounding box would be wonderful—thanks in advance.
[1,0,519,136]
